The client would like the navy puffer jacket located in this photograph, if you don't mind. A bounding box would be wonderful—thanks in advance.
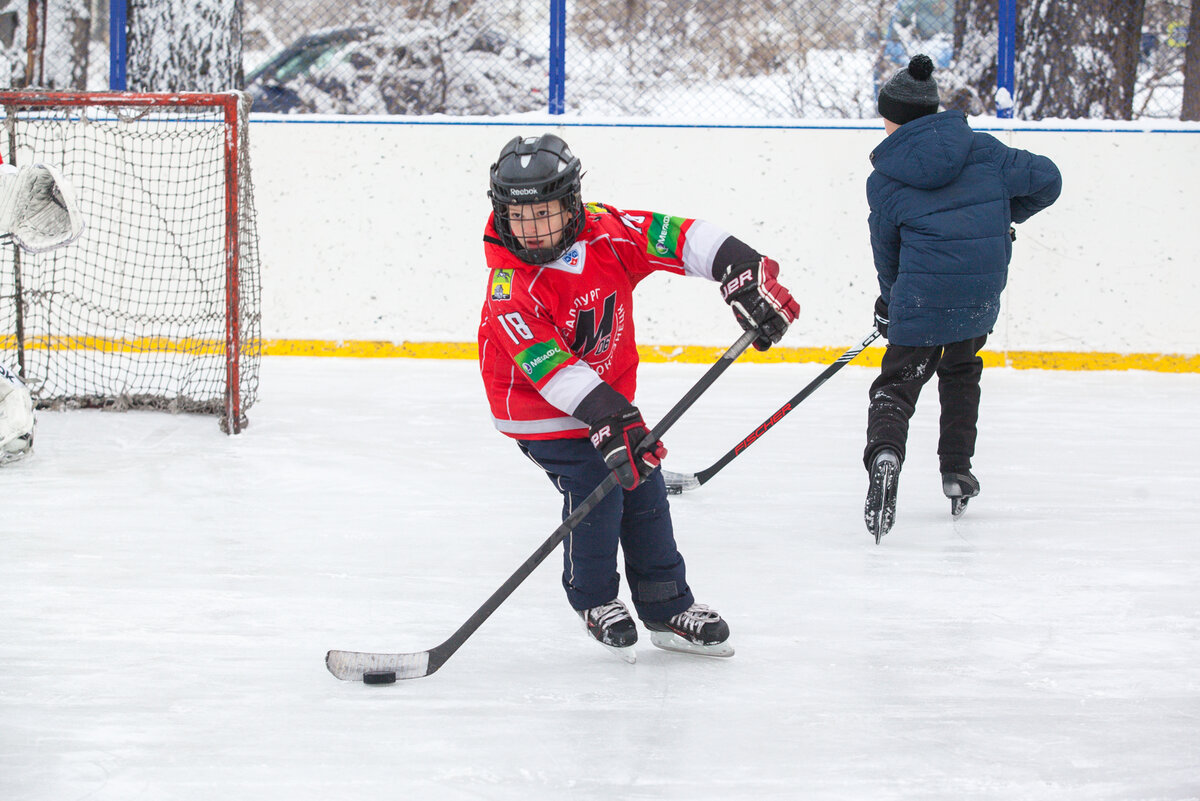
[867,110,1061,347]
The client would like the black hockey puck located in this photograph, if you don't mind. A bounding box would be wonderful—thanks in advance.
[362,670,397,685]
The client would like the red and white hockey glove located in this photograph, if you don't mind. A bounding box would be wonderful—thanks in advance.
[718,257,800,351]
[588,405,667,491]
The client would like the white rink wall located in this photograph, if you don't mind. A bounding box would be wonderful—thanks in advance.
[249,116,1200,356]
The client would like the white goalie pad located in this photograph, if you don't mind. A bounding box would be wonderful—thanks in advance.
[0,162,86,253]
[0,363,35,464]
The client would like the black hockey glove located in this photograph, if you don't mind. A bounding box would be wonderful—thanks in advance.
[718,257,800,351]
[588,405,667,491]
[873,296,890,338]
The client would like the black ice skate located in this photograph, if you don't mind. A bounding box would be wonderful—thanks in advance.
[579,599,638,663]
[643,603,734,658]
[865,448,900,543]
[942,470,980,518]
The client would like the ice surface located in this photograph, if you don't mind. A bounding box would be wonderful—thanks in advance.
[2,356,1198,801]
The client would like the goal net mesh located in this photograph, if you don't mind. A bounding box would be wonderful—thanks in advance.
[0,92,261,426]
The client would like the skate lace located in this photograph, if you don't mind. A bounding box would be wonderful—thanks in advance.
[589,600,631,629]
[669,604,720,634]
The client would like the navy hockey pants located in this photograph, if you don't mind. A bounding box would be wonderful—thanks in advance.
[517,437,694,623]
[864,334,988,473]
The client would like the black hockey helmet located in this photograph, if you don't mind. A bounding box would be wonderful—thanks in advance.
[488,133,585,264]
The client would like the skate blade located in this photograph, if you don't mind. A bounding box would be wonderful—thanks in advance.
[865,465,897,543]
[581,616,637,663]
[648,630,734,658]
[867,509,891,543]
[951,497,970,518]
[585,630,637,663]
[598,641,637,663]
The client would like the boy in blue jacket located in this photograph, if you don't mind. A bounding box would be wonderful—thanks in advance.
[864,54,1062,541]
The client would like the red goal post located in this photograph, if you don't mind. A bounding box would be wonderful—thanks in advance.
[0,90,261,433]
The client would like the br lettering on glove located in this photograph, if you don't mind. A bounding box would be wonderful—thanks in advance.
[588,405,666,490]
[719,257,800,351]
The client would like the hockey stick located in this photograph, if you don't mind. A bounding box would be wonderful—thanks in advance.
[326,328,759,682]
[663,328,881,494]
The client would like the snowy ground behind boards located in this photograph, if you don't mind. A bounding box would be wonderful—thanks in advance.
[2,355,1198,801]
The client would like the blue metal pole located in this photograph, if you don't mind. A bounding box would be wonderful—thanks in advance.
[109,0,127,90]
[548,0,566,114]
[996,0,1016,118]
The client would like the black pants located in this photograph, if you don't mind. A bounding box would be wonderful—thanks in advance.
[864,334,988,473]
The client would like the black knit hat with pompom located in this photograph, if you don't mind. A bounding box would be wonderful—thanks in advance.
[877,54,940,124]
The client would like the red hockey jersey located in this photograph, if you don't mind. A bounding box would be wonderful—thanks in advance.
[478,202,730,440]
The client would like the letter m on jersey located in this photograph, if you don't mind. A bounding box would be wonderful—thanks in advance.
[570,293,617,357]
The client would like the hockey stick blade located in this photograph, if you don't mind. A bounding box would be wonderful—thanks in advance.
[326,648,434,681]
[324,329,759,682]
[662,469,701,494]
[664,329,880,494]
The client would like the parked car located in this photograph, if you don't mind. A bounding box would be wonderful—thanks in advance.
[244,23,545,116]
[245,27,374,113]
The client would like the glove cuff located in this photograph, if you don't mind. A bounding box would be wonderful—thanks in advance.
[711,235,762,281]
[573,382,631,428]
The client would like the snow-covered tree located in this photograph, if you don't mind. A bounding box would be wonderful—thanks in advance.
[1182,0,1200,119]
[945,0,996,114]
[0,1,24,87]
[0,0,90,89]
[950,0,1159,119]
[127,0,243,92]
[1016,0,1147,120]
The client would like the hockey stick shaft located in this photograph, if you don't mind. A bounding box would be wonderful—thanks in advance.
[326,328,759,681]
[665,329,880,491]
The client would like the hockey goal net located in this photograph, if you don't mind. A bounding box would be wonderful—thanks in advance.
[0,91,261,434]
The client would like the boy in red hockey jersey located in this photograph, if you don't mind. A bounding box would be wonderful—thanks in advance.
[478,133,799,660]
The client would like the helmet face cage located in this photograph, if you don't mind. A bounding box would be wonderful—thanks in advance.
[488,134,585,264]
